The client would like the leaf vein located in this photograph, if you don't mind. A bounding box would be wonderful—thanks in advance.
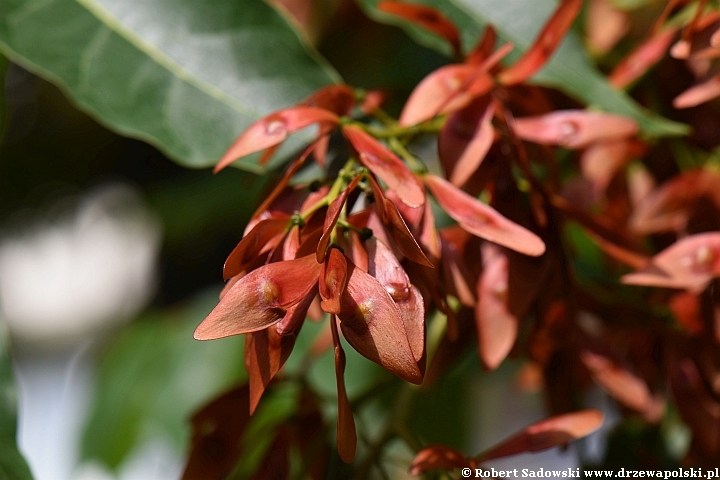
[77,25,110,94]
[74,0,259,117]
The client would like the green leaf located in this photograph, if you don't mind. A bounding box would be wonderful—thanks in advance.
[358,0,483,58]
[610,0,656,10]
[357,0,688,138]
[0,0,340,171]
[81,292,246,470]
[0,325,34,480]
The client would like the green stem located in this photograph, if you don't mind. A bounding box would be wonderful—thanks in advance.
[388,137,427,174]
[372,107,397,127]
[355,117,444,140]
[425,312,448,369]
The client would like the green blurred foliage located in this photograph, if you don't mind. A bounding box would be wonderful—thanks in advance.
[81,292,246,469]
[0,325,33,480]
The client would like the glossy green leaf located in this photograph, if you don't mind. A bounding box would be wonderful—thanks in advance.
[0,0,340,171]
[81,292,246,470]
[0,325,34,480]
[358,0,688,137]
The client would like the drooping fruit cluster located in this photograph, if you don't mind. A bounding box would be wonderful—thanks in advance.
[189,0,720,475]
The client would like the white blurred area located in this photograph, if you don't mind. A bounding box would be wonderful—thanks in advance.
[0,183,180,480]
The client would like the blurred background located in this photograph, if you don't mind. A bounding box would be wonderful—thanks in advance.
[0,59,258,479]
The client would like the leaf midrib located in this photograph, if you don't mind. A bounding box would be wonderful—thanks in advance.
[74,0,259,117]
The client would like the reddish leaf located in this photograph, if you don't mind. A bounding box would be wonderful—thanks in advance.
[512,110,638,149]
[673,72,720,108]
[343,126,424,208]
[419,193,442,263]
[671,13,720,60]
[215,106,339,172]
[251,145,315,219]
[312,134,330,167]
[409,445,473,475]
[181,385,250,480]
[309,321,334,357]
[320,248,349,314]
[224,217,290,280]
[258,142,282,166]
[347,206,373,230]
[399,46,508,127]
[580,351,665,422]
[382,197,434,267]
[301,84,356,116]
[620,264,698,291]
[366,237,411,301]
[330,315,357,463]
[497,0,583,85]
[669,291,705,335]
[609,28,677,88]
[627,164,655,208]
[194,255,321,339]
[425,174,546,257]
[516,361,545,393]
[446,44,512,115]
[440,226,477,306]
[367,172,389,221]
[475,410,604,462]
[621,232,720,293]
[438,98,489,189]
[583,228,649,270]
[475,243,517,370]
[378,1,461,58]
[650,0,682,36]
[245,326,297,414]
[586,0,629,55]
[630,168,720,234]
[385,189,424,228]
[276,285,316,336]
[397,284,426,368]
[466,25,497,64]
[282,225,301,261]
[245,291,316,415]
[399,63,476,127]
[338,262,423,384]
[302,185,331,215]
[367,238,426,366]
[580,138,646,195]
[296,225,324,259]
[339,228,370,272]
[360,89,387,115]
[367,176,431,267]
[366,207,394,252]
[682,0,712,43]
[317,175,361,263]
[219,273,243,301]
[505,246,553,328]
[449,99,495,187]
